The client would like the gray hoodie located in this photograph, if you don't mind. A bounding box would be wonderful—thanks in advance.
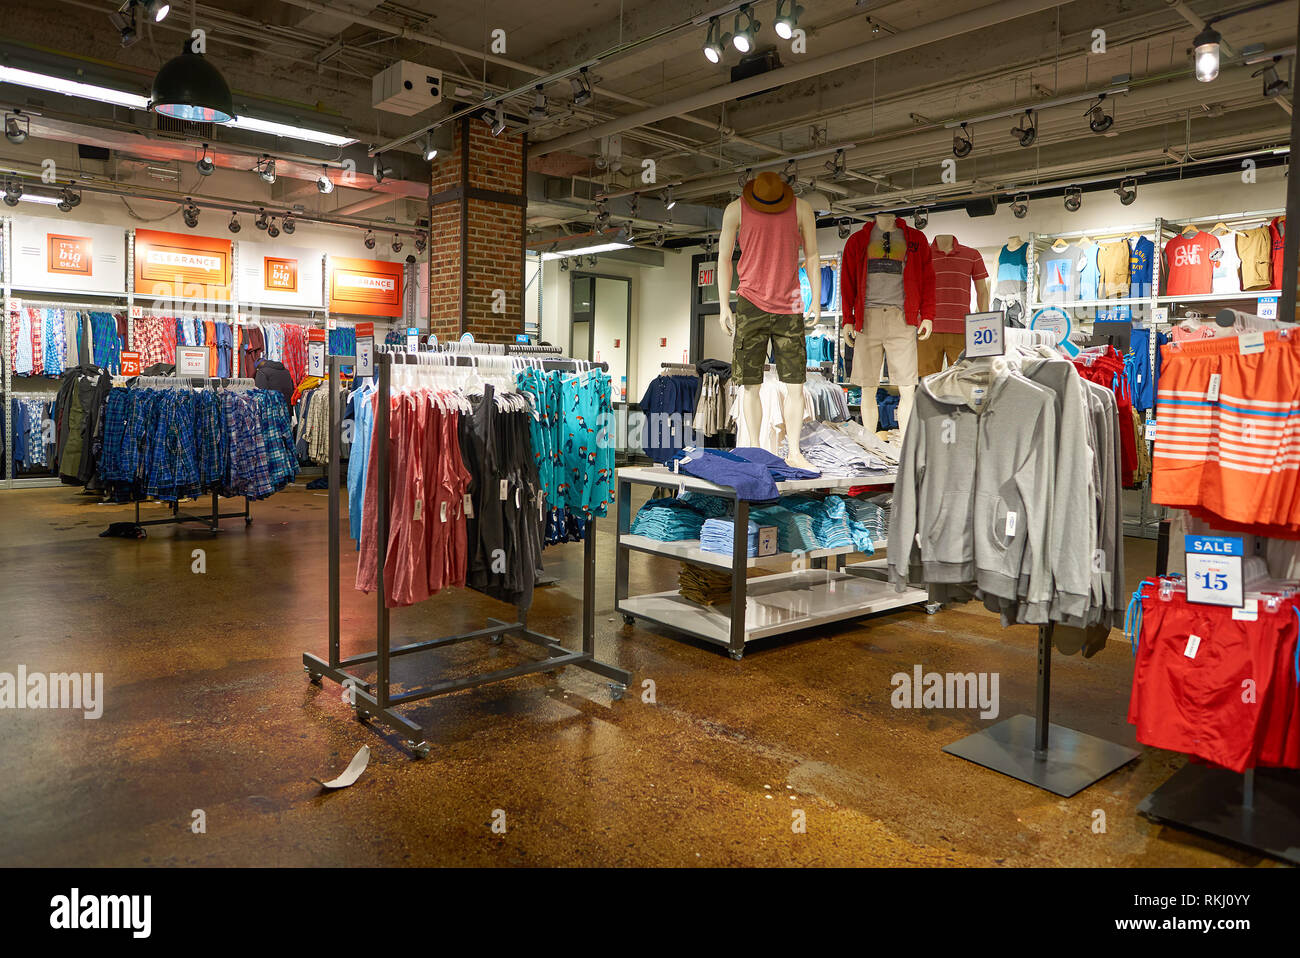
[888,365,1058,622]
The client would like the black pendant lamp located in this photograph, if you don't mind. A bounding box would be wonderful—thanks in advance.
[150,41,234,123]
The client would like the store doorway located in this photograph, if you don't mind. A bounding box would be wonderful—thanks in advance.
[570,272,631,402]
[690,251,739,366]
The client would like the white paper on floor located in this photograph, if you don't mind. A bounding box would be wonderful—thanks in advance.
[314,746,370,789]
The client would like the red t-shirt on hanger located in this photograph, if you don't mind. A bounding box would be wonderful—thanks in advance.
[1163,231,1220,296]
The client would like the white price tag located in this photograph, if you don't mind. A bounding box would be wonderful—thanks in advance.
[1185,534,1244,607]
[177,346,207,377]
[1145,418,1157,441]
[499,479,508,501]
[440,501,448,522]
[1004,510,1017,538]
[1239,331,1266,355]
[406,327,418,354]
[1152,307,1169,324]
[1231,598,1259,622]
[463,493,474,518]
[413,498,423,521]
[308,341,325,378]
[1259,296,1279,321]
[129,304,142,320]
[1184,634,1201,659]
[1206,373,1221,402]
[356,336,374,378]
[5,298,21,313]
[964,311,1005,359]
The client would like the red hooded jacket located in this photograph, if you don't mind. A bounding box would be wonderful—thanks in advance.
[841,218,936,331]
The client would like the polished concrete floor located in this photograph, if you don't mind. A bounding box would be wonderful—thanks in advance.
[0,483,1282,867]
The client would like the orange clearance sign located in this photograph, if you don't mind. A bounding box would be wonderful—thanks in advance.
[265,256,299,292]
[48,234,93,276]
[134,228,233,300]
[329,256,404,317]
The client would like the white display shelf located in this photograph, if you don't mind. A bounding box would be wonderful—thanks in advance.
[618,568,926,646]
[620,533,883,570]
[617,465,897,492]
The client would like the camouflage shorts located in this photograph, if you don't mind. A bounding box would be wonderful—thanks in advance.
[733,295,807,386]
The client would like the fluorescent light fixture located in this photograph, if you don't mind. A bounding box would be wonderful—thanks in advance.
[229,115,355,146]
[21,193,63,205]
[539,241,631,261]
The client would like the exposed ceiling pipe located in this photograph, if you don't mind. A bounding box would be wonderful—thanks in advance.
[533,0,1071,157]
[1164,0,1237,57]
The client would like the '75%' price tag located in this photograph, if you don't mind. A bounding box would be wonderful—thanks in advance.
[964,310,1006,359]
[1185,534,1244,608]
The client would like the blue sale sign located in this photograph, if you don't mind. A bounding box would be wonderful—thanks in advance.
[1185,535,1244,557]
[1185,535,1244,607]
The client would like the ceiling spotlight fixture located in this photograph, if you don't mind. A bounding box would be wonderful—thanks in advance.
[662,186,676,210]
[490,104,507,137]
[913,207,929,230]
[737,169,751,190]
[282,214,296,234]
[1194,25,1222,83]
[570,67,593,107]
[4,110,30,144]
[587,254,598,266]
[195,143,214,175]
[1011,194,1029,218]
[363,230,376,250]
[703,16,729,63]
[57,187,82,212]
[1254,56,1290,97]
[256,155,276,184]
[391,233,403,253]
[560,258,570,271]
[2,178,21,207]
[1116,178,1138,206]
[266,217,280,238]
[415,231,427,254]
[826,149,847,179]
[146,0,170,22]
[372,153,393,185]
[181,199,199,228]
[228,212,241,233]
[629,194,641,218]
[594,199,611,231]
[316,167,334,194]
[530,86,548,120]
[653,227,666,248]
[837,217,852,239]
[422,138,438,161]
[1085,95,1114,134]
[775,0,803,40]
[704,235,716,255]
[108,1,139,46]
[782,159,798,184]
[732,4,759,54]
[1064,186,1083,212]
[1011,110,1037,148]
[150,38,234,123]
[254,208,269,231]
[952,123,973,158]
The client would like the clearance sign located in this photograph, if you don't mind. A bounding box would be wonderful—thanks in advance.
[134,229,233,301]
[328,256,404,317]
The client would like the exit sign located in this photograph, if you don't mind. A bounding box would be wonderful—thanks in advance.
[697,264,716,288]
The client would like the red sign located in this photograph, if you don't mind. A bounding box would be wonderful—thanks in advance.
[356,322,374,338]
[120,351,141,376]
[264,256,299,292]
[697,264,716,287]
[328,257,404,317]
[48,234,93,276]
[134,229,233,300]
[308,328,326,343]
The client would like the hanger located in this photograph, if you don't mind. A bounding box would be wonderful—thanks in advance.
[1180,224,1200,237]
[1210,221,1231,236]
[1050,238,1071,251]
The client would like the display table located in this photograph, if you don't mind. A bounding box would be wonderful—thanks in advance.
[614,465,932,659]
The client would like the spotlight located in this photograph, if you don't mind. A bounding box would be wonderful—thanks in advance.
[57,188,81,212]
[4,110,30,145]
[594,200,611,230]
[228,212,241,233]
[837,217,852,239]
[422,139,438,161]
[737,169,751,190]
[1011,110,1037,148]
[1254,56,1290,97]
[256,155,276,184]
[826,149,847,179]
[913,207,929,230]
[490,105,507,137]
[373,154,393,184]
[704,235,716,255]
[108,1,138,46]
[662,186,676,210]
[2,178,20,207]
[560,258,570,272]
[628,194,640,218]
[775,0,803,40]
[363,230,376,250]
[181,199,200,228]
[391,233,403,253]
[267,217,280,238]
[570,67,593,107]
[254,208,269,231]
[587,254,598,266]
[1064,187,1083,212]
[703,17,728,63]
[782,159,798,184]
[1011,194,1029,218]
[144,0,170,22]
[952,123,973,158]
[1085,95,1113,134]
[282,214,295,234]
[415,231,427,254]
[1194,25,1221,83]
[653,227,666,248]
[530,86,548,120]
[732,4,759,54]
[196,143,214,175]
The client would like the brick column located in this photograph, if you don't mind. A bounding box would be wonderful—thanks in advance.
[428,118,526,343]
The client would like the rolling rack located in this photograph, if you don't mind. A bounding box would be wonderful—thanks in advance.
[112,375,254,534]
[303,349,630,757]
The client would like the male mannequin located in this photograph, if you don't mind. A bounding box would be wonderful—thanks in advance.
[992,235,1029,323]
[921,233,989,376]
[840,212,934,436]
[717,171,818,469]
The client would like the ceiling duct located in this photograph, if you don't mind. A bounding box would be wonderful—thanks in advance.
[731,48,785,101]
[154,113,214,141]
[964,196,998,217]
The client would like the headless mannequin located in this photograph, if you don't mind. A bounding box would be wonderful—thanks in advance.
[935,234,991,311]
[1004,235,1025,251]
[717,193,819,469]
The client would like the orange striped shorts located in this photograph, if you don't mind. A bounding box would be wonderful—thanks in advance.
[1152,330,1300,533]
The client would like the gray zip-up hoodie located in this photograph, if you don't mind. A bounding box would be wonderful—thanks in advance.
[888,365,1058,622]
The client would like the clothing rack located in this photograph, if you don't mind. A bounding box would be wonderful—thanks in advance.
[8,298,125,311]
[303,351,629,757]
[660,362,699,375]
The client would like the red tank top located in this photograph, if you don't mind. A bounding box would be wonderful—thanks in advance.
[737,203,802,314]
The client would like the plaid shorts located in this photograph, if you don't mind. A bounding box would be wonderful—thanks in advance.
[733,295,807,386]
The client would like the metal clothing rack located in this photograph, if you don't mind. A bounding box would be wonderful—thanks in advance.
[303,351,630,757]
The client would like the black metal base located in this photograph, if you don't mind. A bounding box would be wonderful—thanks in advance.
[943,713,1140,797]
[1138,764,1300,864]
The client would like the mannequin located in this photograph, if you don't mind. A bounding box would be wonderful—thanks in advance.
[716,170,818,469]
[920,233,990,376]
[993,234,1030,323]
[840,212,935,437]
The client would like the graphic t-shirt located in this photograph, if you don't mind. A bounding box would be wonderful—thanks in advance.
[1270,216,1287,291]
[1079,243,1101,301]
[1211,233,1242,294]
[1098,240,1131,298]
[1163,231,1220,297]
[864,228,907,308]
[1238,227,1272,290]
[930,240,989,333]
[995,243,1029,299]
[1129,236,1155,298]
[799,266,813,312]
[1038,244,1084,303]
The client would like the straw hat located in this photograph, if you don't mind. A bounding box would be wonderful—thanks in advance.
[742,171,794,214]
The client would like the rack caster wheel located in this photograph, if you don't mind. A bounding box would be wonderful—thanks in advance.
[406,741,431,759]
[305,667,322,685]
[489,633,504,646]
[728,649,745,661]
[354,709,371,723]
[924,602,942,615]
[621,614,635,626]
[244,517,253,525]
[609,683,626,701]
